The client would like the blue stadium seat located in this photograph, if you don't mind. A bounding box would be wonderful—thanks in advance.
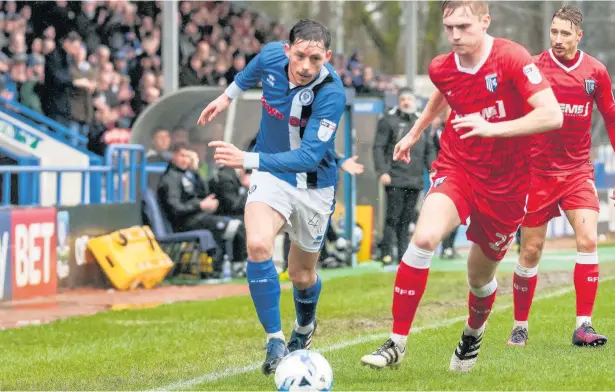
[141,188,218,277]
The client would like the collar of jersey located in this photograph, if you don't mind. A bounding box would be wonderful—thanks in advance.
[548,48,584,73]
[454,34,494,75]
[285,64,331,92]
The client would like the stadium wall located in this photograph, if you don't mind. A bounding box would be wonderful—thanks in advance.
[0,203,140,301]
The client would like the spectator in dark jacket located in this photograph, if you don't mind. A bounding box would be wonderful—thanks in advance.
[373,88,436,265]
[42,31,88,127]
[157,143,247,272]
[179,54,203,87]
[208,166,251,218]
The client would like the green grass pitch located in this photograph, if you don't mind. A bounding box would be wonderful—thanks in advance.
[0,247,614,391]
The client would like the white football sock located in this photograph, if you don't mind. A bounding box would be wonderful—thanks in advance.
[390,333,407,350]
[267,331,285,342]
[464,321,486,338]
[576,316,591,329]
[295,320,314,335]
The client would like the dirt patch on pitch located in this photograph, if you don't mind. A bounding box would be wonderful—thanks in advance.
[0,282,292,330]
[330,269,583,334]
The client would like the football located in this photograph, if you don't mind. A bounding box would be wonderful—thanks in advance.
[274,350,334,391]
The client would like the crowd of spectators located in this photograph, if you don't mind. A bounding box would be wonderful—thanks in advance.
[0,0,395,158]
[0,0,402,276]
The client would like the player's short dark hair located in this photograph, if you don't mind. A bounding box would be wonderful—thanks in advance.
[553,5,583,30]
[289,19,331,50]
[441,1,489,18]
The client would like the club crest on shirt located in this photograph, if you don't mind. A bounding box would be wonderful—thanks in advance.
[584,78,595,95]
[485,73,498,93]
[298,88,314,106]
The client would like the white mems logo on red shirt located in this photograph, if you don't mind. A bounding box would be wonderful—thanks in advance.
[453,100,508,121]
[559,102,590,117]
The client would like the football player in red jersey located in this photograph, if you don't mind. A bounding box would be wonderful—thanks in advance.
[360,1,563,373]
[507,5,614,348]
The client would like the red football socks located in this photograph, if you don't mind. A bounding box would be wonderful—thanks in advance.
[513,263,538,323]
[574,252,599,317]
[391,243,433,336]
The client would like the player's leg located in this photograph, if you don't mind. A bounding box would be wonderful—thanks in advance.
[361,173,469,369]
[243,172,293,375]
[286,243,321,352]
[449,243,499,372]
[285,186,335,353]
[452,194,525,372]
[508,173,560,346]
[508,224,548,346]
[560,174,606,346]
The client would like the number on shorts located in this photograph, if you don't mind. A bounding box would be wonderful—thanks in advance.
[489,232,516,252]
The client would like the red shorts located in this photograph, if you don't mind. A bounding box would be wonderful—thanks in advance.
[522,171,599,228]
[427,169,527,261]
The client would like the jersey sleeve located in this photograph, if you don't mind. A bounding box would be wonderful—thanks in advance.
[427,54,447,92]
[245,89,347,174]
[508,46,551,101]
[594,66,615,151]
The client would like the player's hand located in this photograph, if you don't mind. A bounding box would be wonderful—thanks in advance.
[341,156,364,175]
[379,173,391,185]
[200,194,219,211]
[393,132,420,163]
[209,141,245,168]
[452,114,499,139]
[197,94,232,126]
[611,188,615,202]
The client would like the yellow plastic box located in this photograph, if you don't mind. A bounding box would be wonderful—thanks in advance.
[88,226,174,290]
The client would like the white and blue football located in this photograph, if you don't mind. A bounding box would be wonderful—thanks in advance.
[274,350,333,391]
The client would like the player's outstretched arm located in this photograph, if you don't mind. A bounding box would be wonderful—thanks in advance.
[197,49,265,126]
[455,49,563,139]
[453,89,563,139]
[594,67,615,202]
[393,89,447,163]
[243,91,346,174]
[409,89,447,139]
[594,67,615,152]
[487,88,563,138]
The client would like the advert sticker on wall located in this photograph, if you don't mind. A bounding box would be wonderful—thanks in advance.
[0,209,12,301]
[11,207,57,300]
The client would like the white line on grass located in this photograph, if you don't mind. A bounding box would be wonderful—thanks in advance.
[151,277,614,391]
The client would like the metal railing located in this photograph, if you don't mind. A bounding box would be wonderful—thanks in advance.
[104,145,148,204]
[0,145,150,207]
[0,165,111,206]
[0,97,90,151]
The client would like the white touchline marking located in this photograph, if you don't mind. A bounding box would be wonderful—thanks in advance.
[151,277,614,391]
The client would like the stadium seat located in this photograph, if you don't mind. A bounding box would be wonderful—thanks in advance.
[141,188,218,277]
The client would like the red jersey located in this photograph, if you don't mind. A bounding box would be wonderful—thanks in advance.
[531,49,615,175]
[429,36,551,200]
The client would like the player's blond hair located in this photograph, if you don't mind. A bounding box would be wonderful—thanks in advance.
[441,1,489,18]
[553,5,583,30]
